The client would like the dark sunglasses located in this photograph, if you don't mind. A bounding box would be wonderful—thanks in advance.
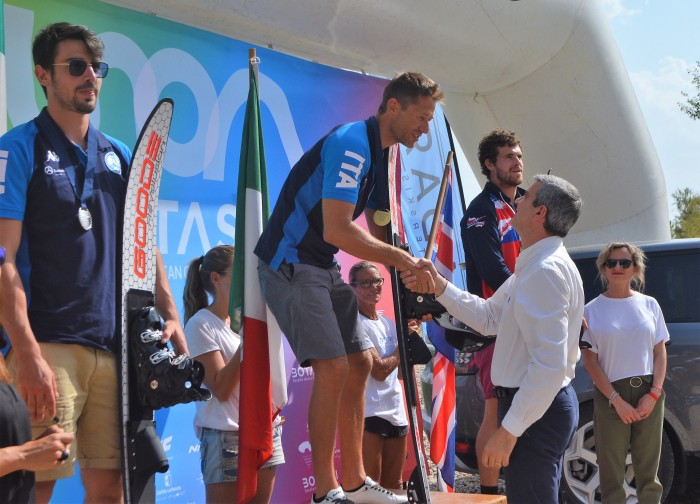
[605,258,633,269]
[352,278,385,289]
[53,58,109,78]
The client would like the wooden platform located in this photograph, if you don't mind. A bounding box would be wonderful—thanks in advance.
[429,492,506,503]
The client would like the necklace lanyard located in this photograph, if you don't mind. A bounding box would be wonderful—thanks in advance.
[500,193,515,214]
[366,117,384,202]
[495,184,525,216]
[35,109,97,226]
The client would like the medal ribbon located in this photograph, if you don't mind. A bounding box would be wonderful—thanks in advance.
[365,117,385,206]
[34,108,97,214]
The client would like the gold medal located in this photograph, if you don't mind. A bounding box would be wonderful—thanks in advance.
[373,209,391,227]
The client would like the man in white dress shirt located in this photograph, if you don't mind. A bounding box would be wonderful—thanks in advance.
[404,174,584,503]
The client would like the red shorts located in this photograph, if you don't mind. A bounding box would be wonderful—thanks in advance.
[473,344,495,399]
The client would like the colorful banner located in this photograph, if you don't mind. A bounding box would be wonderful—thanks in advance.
[4,1,470,501]
[399,105,467,291]
[4,1,383,501]
[0,0,6,134]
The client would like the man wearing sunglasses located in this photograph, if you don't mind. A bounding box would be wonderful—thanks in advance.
[404,174,584,504]
[256,72,442,503]
[0,22,186,503]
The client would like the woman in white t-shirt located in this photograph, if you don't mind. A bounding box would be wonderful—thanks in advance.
[349,261,411,491]
[581,242,669,503]
[183,245,283,503]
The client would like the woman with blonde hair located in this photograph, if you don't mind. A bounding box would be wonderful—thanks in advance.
[581,242,668,502]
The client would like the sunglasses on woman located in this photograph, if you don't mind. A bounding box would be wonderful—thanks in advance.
[53,58,109,78]
[605,259,633,269]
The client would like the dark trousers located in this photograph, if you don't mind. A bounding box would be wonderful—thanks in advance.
[498,385,578,503]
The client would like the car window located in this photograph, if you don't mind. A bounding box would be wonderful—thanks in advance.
[645,250,700,323]
[574,249,700,324]
[573,257,603,304]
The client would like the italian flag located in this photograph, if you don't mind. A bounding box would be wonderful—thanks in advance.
[230,52,287,503]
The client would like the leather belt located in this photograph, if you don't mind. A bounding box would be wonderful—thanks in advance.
[613,375,652,388]
[494,384,569,399]
[493,386,520,399]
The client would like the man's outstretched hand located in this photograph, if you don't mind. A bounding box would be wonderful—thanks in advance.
[395,255,436,294]
[400,258,447,296]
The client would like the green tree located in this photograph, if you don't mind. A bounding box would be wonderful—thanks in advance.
[670,187,700,238]
[679,61,700,120]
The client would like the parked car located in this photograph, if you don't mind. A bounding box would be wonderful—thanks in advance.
[419,238,700,502]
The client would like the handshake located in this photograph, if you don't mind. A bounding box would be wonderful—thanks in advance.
[399,259,494,353]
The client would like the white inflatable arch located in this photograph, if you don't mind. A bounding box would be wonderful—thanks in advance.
[104,0,671,245]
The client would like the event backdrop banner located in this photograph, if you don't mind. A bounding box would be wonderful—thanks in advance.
[3,0,469,502]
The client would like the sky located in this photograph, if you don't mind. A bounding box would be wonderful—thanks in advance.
[603,0,700,220]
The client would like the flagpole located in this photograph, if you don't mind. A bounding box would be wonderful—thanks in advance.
[249,47,259,84]
[234,46,275,503]
[424,151,453,259]
[444,117,467,214]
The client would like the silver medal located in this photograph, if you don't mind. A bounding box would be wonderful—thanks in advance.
[78,207,92,231]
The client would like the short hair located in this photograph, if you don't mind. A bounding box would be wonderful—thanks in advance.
[532,174,582,237]
[477,128,522,178]
[595,242,647,291]
[33,22,104,68]
[377,71,443,114]
[32,22,104,95]
[348,261,380,284]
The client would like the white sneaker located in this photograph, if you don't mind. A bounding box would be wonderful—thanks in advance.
[344,477,409,504]
[312,487,355,504]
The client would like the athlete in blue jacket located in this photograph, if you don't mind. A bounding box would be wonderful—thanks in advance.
[460,129,525,495]
[0,23,186,503]
[256,72,442,504]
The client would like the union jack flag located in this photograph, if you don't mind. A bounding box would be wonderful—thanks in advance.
[427,171,456,492]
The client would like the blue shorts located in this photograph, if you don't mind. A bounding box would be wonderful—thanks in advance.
[200,421,285,484]
[200,428,239,484]
[261,418,285,468]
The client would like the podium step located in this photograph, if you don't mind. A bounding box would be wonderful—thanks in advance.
[429,492,506,503]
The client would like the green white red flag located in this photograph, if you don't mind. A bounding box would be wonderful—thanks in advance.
[230,50,287,503]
